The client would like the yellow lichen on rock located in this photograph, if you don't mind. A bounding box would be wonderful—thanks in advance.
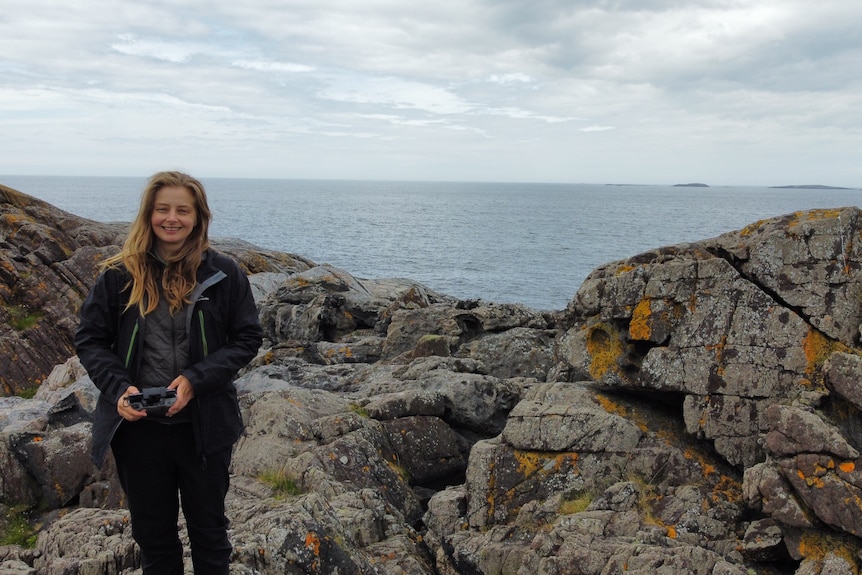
[513,450,578,479]
[594,394,628,418]
[789,209,843,227]
[801,328,850,391]
[796,531,859,569]
[629,299,652,341]
[584,322,624,380]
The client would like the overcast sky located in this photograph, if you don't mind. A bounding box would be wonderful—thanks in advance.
[2,0,861,186]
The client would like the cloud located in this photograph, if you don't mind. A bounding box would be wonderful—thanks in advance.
[231,59,315,73]
[319,75,474,115]
[110,34,207,63]
[580,125,615,132]
[489,73,534,84]
[1,0,861,185]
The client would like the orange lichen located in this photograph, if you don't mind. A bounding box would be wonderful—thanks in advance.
[629,299,652,341]
[739,219,769,237]
[513,450,578,478]
[666,526,677,539]
[595,394,628,418]
[584,323,624,380]
[801,328,850,390]
[797,533,829,561]
[712,475,743,503]
[802,329,832,372]
[839,461,856,473]
[788,209,842,227]
[486,461,497,519]
[796,530,858,568]
[304,532,321,556]
[706,335,727,364]
[797,468,825,489]
[615,264,635,275]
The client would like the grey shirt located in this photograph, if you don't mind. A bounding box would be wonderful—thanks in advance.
[137,289,192,424]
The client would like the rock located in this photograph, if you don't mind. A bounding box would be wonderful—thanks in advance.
[379,416,468,486]
[556,206,862,571]
[824,351,862,410]
[0,186,119,396]
[742,518,787,562]
[763,403,858,459]
[33,507,137,574]
[501,399,642,452]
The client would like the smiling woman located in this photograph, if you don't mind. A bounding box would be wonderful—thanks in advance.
[74,171,263,575]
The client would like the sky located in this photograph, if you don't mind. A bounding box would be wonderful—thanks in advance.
[2,0,862,186]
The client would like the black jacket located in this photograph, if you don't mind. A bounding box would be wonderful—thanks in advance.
[75,250,263,467]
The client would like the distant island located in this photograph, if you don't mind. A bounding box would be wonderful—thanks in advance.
[770,184,854,190]
[673,183,709,188]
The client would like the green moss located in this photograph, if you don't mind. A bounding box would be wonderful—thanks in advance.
[257,469,302,499]
[18,385,39,399]
[0,505,38,548]
[349,403,370,418]
[6,304,44,331]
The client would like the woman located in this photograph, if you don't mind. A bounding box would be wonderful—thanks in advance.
[75,171,263,574]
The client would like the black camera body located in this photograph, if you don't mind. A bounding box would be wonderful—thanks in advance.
[127,387,177,416]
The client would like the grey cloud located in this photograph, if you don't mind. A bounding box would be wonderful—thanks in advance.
[1,0,860,184]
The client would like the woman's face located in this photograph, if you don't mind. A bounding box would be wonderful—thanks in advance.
[150,185,197,258]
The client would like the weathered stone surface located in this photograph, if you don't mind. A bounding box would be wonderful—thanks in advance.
[554,205,862,572]
[763,403,859,459]
[33,507,137,574]
[379,416,468,485]
[502,399,642,452]
[0,186,119,396]
[824,351,862,410]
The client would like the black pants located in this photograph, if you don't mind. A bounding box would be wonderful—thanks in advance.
[112,420,233,575]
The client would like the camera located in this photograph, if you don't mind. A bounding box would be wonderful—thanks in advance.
[127,387,177,416]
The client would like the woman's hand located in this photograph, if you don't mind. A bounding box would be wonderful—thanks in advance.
[118,386,147,421]
[166,375,195,417]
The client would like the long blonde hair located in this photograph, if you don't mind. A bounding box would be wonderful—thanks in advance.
[103,171,212,315]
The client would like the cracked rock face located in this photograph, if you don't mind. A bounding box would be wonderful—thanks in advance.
[559,206,862,568]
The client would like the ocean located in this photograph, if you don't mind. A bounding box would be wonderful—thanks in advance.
[2,175,859,310]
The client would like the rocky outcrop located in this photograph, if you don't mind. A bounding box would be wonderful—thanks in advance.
[558,207,862,570]
[2,185,862,574]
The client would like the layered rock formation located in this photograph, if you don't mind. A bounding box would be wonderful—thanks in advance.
[1,185,861,575]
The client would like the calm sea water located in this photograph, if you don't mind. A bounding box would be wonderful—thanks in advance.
[3,175,860,310]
